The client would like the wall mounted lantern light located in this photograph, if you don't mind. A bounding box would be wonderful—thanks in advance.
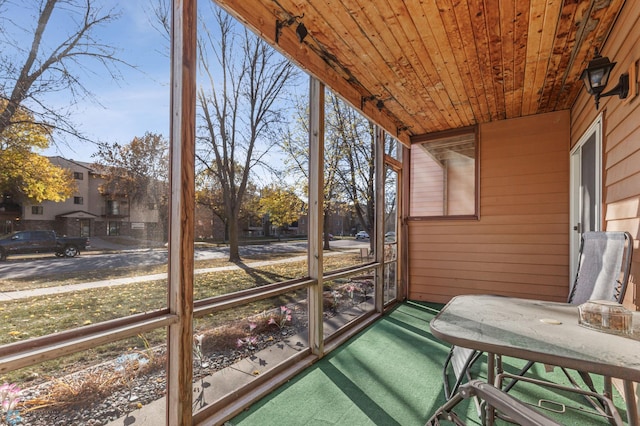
[581,49,629,109]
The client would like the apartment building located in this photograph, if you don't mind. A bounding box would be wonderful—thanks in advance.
[18,156,162,239]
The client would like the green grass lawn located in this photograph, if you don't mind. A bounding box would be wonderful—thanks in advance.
[0,251,363,385]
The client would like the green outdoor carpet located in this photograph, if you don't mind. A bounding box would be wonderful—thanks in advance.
[229,301,628,426]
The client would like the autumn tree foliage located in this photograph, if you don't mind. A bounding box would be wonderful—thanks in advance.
[92,132,169,239]
[0,100,75,203]
[258,185,304,238]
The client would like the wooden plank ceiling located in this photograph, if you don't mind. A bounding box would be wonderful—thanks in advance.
[214,0,625,145]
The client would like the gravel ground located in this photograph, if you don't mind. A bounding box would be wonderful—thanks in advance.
[16,298,356,425]
[18,328,299,426]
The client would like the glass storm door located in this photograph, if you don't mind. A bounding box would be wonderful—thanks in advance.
[570,116,602,283]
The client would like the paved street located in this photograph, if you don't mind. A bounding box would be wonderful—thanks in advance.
[0,238,368,280]
[0,238,370,301]
[0,240,307,279]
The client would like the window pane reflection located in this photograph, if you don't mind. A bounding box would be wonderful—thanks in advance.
[323,269,376,336]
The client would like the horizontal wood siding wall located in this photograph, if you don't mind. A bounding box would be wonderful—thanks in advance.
[409,111,570,304]
[571,2,640,310]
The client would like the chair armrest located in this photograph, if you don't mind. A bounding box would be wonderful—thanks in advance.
[462,380,561,426]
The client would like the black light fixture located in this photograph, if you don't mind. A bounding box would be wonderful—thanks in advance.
[581,48,629,109]
[296,22,308,43]
[275,14,305,44]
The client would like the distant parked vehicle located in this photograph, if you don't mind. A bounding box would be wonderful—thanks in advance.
[355,231,369,240]
[0,230,90,261]
[384,231,396,242]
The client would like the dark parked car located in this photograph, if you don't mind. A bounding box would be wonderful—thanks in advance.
[0,230,90,260]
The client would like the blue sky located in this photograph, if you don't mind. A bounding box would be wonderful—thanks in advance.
[4,1,172,162]
[51,1,170,162]
[3,0,308,189]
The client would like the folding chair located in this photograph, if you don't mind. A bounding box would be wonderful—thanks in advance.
[442,346,482,400]
[567,231,633,306]
[428,378,625,425]
[502,231,633,408]
[427,380,564,426]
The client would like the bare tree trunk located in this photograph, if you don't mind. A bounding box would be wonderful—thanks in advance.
[228,208,241,262]
[323,211,331,250]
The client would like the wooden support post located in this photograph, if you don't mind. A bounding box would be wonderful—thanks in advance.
[400,145,410,301]
[374,126,385,312]
[308,77,325,356]
[167,0,196,424]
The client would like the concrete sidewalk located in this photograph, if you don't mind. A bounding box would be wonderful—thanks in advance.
[0,252,345,301]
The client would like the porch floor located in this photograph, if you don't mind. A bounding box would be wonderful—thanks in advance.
[230,301,629,425]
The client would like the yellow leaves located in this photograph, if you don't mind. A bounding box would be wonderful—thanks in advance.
[16,155,76,203]
[0,100,50,150]
[83,320,92,325]
[0,101,75,202]
[0,100,75,202]
[258,184,304,228]
[6,327,29,340]
[0,149,76,203]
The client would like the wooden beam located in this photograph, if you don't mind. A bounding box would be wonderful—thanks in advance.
[347,0,455,130]
[374,125,385,312]
[0,315,177,374]
[167,0,196,424]
[500,0,516,118]
[537,0,581,112]
[512,0,530,117]
[413,0,474,125]
[308,77,324,356]
[522,0,562,114]
[434,0,491,123]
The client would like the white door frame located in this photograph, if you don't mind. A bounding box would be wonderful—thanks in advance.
[569,114,603,284]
